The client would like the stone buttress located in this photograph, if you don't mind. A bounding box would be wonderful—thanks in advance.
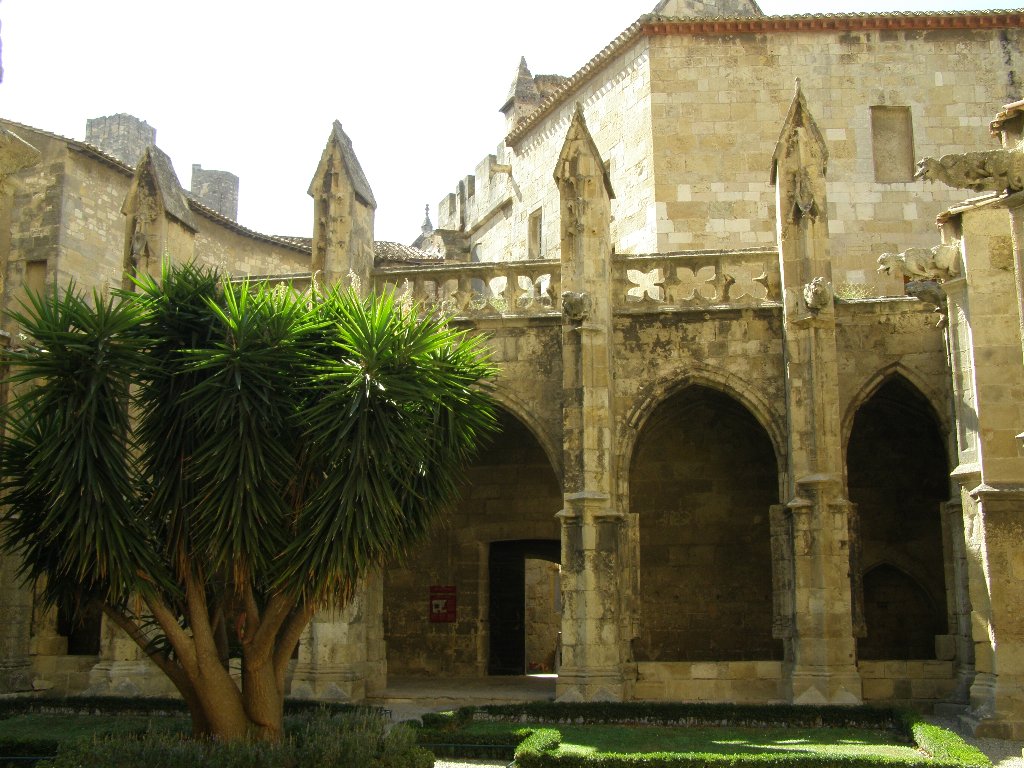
[918,106,1024,737]
[553,104,628,701]
[769,84,862,705]
[121,146,198,286]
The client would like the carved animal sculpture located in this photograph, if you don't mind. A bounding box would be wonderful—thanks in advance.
[905,279,948,328]
[876,241,961,281]
[802,276,832,313]
[915,149,1024,193]
[561,290,591,322]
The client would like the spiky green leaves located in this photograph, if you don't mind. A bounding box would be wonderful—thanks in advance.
[0,287,160,605]
[0,264,497,612]
[282,288,497,600]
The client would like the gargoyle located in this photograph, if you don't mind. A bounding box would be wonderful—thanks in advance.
[561,290,591,322]
[915,149,1024,193]
[877,240,961,281]
[802,277,832,313]
[905,279,948,328]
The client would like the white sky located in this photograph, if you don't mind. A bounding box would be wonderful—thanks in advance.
[1,0,1021,243]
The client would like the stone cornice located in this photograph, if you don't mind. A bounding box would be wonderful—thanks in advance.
[505,11,1024,148]
[642,11,1024,37]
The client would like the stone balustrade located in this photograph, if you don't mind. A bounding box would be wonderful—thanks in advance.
[615,248,781,310]
[374,260,562,317]
[373,247,781,319]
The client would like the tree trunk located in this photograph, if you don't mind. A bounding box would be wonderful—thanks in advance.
[188,656,252,741]
[242,653,285,741]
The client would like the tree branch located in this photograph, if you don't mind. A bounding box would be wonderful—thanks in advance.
[143,591,199,678]
[183,568,222,668]
[100,602,188,688]
[273,601,316,687]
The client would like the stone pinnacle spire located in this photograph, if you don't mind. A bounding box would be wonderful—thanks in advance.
[421,204,433,236]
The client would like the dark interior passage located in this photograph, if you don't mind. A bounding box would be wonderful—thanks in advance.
[630,385,782,661]
[848,376,950,660]
[488,539,560,675]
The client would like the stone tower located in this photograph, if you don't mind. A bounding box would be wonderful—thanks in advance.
[191,164,239,221]
[85,114,155,168]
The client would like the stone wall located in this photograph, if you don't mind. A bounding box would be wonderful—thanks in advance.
[193,220,309,278]
[59,150,134,294]
[3,131,68,334]
[647,26,1022,291]
[383,411,563,677]
[629,660,785,703]
[437,37,657,260]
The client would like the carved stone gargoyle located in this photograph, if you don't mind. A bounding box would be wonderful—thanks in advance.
[877,240,961,282]
[916,149,1024,193]
[802,276,832,314]
[561,290,591,322]
[905,279,948,328]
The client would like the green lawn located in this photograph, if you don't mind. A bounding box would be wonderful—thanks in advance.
[428,721,929,761]
[550,725,921,759]
[0,713,188,752]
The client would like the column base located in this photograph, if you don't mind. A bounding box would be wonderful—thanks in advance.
[0,661,32,693]
[961,712,1024,740]
[85,660,177,697]
[289,662,366,702]
[789,667,862,705]
[556,667,624,702]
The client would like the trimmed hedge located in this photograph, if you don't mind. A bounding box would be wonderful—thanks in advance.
[479,702,901,729]
[37,710,433,768]
[0,696,367,719]
[903,716,989,767]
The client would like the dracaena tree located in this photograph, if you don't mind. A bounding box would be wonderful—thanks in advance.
[0,262,497,741]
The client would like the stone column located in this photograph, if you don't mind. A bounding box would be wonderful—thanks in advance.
[553,104,625,702]
[288,571,385,701]
[0,127,40,693]
[937,207,1024,738]
[769,83,861,704]
[940,498,975,705]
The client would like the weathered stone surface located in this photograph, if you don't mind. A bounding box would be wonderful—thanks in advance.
[3,7,1024,730]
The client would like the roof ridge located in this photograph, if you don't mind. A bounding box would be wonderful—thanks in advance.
[505,9,1024,146]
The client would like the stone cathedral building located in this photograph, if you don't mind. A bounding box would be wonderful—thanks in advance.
[2,0,1024,739]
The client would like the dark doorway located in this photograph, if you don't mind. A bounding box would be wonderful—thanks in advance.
[57,601,102,656]
[630,385,782,662]
[847,376,950,660]
[488,539,560,675]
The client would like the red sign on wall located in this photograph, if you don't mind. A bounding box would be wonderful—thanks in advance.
[429,585,456,623]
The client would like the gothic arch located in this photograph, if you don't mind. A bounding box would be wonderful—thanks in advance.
[382,402,562,678]
[847,375,950,661]
[841,363,951,461]
[618,365,785,502]
[627,382,783,662]
[488,383,563,486]
[859,562,944,660]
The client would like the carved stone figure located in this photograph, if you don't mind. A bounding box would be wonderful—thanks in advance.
[876,240,961,281]
[802,276,831,313]
[915,149,1024,193]
[905,279,948,327]
[561,290,591,322]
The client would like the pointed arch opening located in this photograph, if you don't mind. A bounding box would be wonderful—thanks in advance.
[383,408,561,678]
[629,385,782,662]
[847,376,950,660]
